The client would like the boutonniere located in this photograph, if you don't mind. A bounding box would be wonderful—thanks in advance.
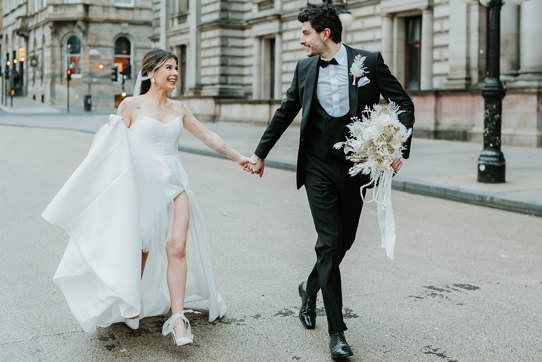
[350,54,368,85]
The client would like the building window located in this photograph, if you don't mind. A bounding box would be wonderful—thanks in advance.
[114,37,131,79]
[262,37,275,99]
[258,0,274,11]
[66,35,82,78]
[405,16,421,90]
[171,0,189,26]
[115,0,134,7]
[177,0,189,12]
[179,45,187,95]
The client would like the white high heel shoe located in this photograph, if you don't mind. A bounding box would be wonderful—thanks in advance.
[162,310,201,346]
[124,317,140,330]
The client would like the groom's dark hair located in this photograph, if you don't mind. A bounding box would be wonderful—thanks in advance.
[298,4,342,43]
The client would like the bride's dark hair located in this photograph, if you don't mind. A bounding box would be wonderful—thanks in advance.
[139,48,179,95]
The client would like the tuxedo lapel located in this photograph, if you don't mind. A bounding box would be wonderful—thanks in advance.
[345,45,359,118]
[300,56,320,135]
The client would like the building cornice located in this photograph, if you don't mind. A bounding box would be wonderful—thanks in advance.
[246,11,283,25]
[380,0,433,14]
[3,3,152,33]
[198,20,246,32]
[167,27,190,37]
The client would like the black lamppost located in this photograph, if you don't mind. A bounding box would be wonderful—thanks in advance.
[477,0,525,183]
[477,0,506,183]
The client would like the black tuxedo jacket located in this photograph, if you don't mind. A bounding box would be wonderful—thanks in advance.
[254,44,415,189]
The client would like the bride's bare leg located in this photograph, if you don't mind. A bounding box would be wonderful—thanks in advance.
[127,252,150,321]
[166,191,190,337]
[141,251,149,277]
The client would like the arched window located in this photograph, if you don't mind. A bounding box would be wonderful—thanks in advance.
[114,37,132,79]
[66,35,82,77]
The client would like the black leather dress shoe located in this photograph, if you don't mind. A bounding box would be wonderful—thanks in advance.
[329,331,353,359]
[298,281,317,329]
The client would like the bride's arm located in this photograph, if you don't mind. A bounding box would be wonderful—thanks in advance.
[180,103,251,166]
[117,97,135,128]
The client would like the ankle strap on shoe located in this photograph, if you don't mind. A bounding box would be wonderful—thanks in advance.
[162,310,201,337]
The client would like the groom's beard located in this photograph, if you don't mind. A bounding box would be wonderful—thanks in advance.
[304,40,327,57]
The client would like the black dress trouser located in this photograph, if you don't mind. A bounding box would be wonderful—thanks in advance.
[303,154,365,332]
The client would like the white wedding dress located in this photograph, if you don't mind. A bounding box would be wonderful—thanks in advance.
[42,114,226,333]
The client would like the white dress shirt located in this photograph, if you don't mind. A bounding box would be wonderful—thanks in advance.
[317,43,350,117]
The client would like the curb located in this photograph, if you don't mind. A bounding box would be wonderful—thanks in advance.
[392,178,542,217]
[180,145,542,218]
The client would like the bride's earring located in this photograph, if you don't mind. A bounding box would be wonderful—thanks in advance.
[151,77,156,84]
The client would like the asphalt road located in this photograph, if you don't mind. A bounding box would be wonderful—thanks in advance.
[1,125,541,361]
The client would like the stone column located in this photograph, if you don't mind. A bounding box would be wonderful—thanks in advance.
[188,0,200,93]
[252,37,261,100]
[444,0,470,88]
[47,24,57,103]
[159,0,167,49]
[519,0,542,78]
[500,2,519,76]
[273,34,282,99]
[381,14,393,71]
[420,8,433,90]
[392,16,405,85]
[465,1,485,85]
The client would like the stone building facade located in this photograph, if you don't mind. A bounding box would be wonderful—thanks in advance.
[1,0,153,110]
[153,0,541,147]
[1,0,4,92]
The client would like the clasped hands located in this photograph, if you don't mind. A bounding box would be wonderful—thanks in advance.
[240,154,264,177]
[239,155,401,177]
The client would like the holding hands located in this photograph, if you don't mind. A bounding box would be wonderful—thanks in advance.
[241,155,399,178]
[238,155,257,169]
[243,154,265,178]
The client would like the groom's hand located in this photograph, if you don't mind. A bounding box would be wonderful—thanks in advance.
[391,157,403,172]
[247,154,264,177]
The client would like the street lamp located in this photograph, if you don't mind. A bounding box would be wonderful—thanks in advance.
[476,0,524,183]
[307,0,353,30]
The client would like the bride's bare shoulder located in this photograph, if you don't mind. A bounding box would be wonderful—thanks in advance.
[117,96,135,115]
[117,96,145,127]
[169,99,191,115]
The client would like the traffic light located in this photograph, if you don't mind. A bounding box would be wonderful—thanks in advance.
[111,66,118,82]
[66,69,72,81]
[122,64,131,78]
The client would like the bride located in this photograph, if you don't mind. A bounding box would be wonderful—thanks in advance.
[42,48,253,346]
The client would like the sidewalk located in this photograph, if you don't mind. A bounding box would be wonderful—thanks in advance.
[1,107,541,217]
[0,96,63,114]
[178,121,542,217]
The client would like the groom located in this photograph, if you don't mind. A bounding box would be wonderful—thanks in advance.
[247,4,414,359]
